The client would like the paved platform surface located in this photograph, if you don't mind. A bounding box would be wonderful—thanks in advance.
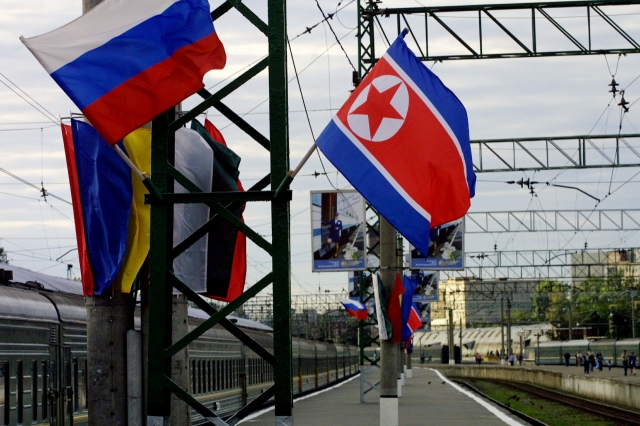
[239,367,533,425]
[445,360,640,382]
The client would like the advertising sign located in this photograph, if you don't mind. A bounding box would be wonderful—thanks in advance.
[410,219,464,270]
[410,270,439,303]
[311,190,366,271]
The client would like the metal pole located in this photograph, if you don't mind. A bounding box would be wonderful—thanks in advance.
[459,318,463,362]
[448,309,455,365]
[500,292,505,365]
[268,1,293,424]
[507,297,512,358]
[632,292,637,338]
[379,216,398,426]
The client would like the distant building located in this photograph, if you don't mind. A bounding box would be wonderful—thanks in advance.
[430,278,539,330]
[571,248,639,279]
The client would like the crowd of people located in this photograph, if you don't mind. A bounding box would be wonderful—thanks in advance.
[564,350,637,376]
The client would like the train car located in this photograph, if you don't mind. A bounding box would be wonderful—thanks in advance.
[589,339,617,365]
[614,339,640,367]
[0,266,359,425]
[530,338,640,366]
[297,340,317,393]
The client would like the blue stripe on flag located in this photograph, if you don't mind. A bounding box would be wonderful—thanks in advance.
[71,120,133,294]
[51,0,214,109]
[316,119,432,254]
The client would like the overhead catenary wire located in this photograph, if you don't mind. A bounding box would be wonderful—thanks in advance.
[313,0,356,73]
[0,73,59,125]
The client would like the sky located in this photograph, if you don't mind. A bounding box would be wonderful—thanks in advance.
[1,0,640,295]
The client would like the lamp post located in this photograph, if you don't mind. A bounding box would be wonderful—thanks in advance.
[631,291,637,338]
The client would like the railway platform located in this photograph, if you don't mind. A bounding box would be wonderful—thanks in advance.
[239,367,533,425]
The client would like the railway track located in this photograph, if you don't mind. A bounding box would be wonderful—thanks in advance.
[458,378,640,426]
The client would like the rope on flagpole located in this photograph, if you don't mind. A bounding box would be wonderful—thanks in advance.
[113,145,163,201]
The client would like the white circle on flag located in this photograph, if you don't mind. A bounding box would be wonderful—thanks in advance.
[347,75,409,142]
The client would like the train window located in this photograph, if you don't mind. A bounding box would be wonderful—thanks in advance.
[41,362,47,420]
[191,360,196,394]
[32,361,38,421]
[215,360,220,391]
[17,361,23,425]
[73,358,79,413]
[2,362,7,426]
[225,360,229,390]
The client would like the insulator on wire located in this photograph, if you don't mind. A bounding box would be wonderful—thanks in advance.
[609,78,619,95]
[619,93,630,113]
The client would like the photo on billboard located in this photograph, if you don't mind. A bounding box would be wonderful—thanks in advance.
[410,270,439,303]
[348,270,373,299]
[410,219,464,270]
[311,190,366,271]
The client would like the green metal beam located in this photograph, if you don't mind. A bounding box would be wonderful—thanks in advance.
[472,134,640,172]
[147,1,292,422]
[268,0,293,421]
[361,0,640,62]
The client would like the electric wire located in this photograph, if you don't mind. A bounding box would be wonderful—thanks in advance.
[286,35,340,191]
[0,75,59,125]
[314,0,357,73]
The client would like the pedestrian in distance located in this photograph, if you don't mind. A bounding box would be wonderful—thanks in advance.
[622,350,629,376]
[629,351,637,376]
[596,352,603,371]
[589,351,596,373]
[583,350,590,374]
[508,353,515,366]
[607,359,612,371]
[564,351,571,367]
[517,353,523,366]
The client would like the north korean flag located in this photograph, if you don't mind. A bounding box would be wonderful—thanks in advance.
[316,31,475,255]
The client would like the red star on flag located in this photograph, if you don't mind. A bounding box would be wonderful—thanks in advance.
[350,82,403,138]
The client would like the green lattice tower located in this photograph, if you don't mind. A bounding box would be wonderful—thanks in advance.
[146,1,293,424]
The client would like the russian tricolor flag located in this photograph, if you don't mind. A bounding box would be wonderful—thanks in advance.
[21,0,225,145]
[339,297,369,321]
[316,32,475,255]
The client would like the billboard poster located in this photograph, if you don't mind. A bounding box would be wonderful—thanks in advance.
[348,270,373,299]
[311,190,366,271]
[410,270,439,303]
[410,219,464,269]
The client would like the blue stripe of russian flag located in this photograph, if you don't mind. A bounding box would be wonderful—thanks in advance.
[51,0,214,110]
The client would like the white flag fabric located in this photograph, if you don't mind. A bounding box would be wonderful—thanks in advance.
[173,127,213,293]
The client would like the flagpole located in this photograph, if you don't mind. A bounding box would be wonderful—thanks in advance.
[274,142,317,198]
[113,145,163,201]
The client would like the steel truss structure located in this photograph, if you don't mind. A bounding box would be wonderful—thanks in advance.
[471,134,640,173]
[444,247,639,280]
[147,1,293,424]
[466,209,640,233]
[359,0,640,63]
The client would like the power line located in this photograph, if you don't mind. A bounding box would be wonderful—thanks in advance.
[314,0,356,73]
[0,73,59,125]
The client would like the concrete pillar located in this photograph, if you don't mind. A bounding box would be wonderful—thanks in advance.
[128,330,143,426]
[171,295,191,426]
[405,350,413,379]
[379,217,398,426]
[86,292,132,426]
